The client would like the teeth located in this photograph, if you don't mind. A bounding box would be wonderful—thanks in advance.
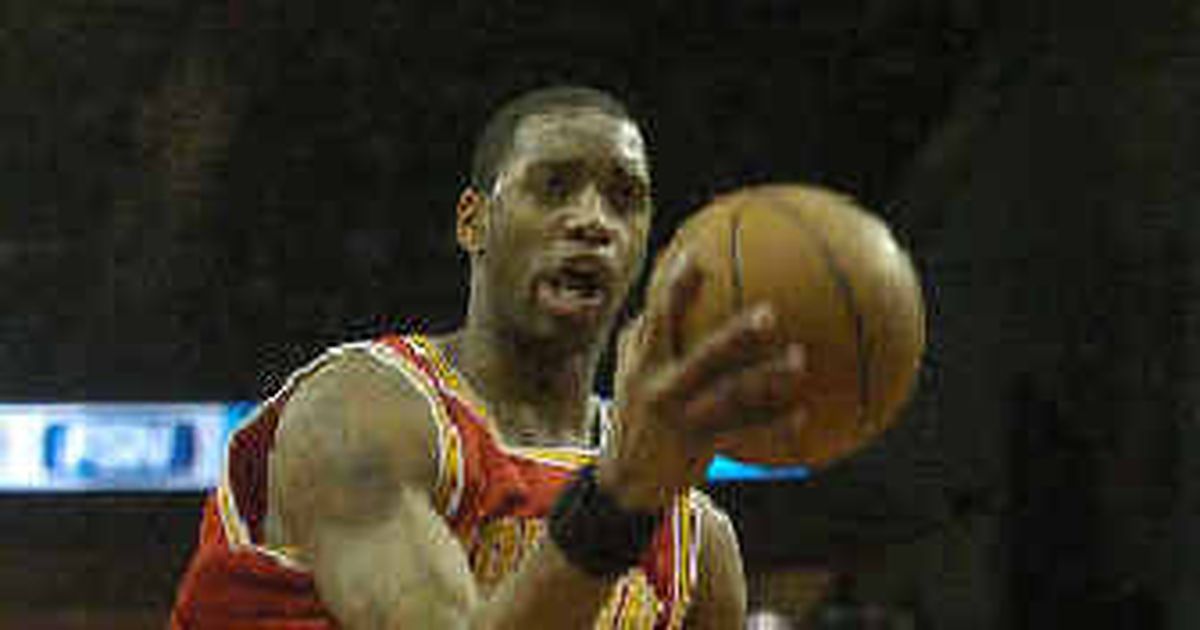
[562,271,597,292]
[552,272,600,298]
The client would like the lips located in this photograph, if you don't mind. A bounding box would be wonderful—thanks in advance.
[534,256,616,320]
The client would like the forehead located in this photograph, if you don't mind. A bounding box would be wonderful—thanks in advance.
[505,109,649,179]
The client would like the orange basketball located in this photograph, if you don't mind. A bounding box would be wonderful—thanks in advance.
[647,183,925,468]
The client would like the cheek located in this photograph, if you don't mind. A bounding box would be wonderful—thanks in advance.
[487,217,539,286]
[623,219,651,269]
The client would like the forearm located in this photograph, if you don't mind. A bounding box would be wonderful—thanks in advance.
[473,536,614,630]
[330,524,618,630]
[314,481,639,630]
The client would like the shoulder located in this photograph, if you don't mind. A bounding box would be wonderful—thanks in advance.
[684,490,747,630]
[687,490,740,566]
[271,342,442,528]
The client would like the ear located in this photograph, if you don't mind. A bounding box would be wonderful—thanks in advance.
[456,187,489,255]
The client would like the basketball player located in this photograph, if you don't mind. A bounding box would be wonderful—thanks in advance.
[171,86,808,629]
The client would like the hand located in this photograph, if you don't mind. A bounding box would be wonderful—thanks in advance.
[597,251,808,512]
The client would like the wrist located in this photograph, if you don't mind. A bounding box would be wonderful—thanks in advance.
[549,465,664,579]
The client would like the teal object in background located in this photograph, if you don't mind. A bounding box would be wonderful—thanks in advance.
[706,455,809,482]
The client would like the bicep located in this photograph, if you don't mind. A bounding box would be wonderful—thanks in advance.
[272,352,478,629]
[685,495,747,630]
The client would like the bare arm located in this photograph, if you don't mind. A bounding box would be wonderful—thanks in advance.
[685,494,748,630]
[271,351,615,629]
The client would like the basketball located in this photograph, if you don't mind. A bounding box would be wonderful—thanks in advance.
[647,183,926,467]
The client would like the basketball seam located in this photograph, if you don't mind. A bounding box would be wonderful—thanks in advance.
[730,207,745,311]
[761,192,873,428]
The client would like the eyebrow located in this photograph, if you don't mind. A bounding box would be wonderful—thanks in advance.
[521,155,642,180]
[609,161,649,185]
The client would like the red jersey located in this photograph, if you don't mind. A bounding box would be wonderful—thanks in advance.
[171,334,703,629]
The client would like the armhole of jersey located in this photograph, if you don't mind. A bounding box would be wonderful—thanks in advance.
[363,339,466,521]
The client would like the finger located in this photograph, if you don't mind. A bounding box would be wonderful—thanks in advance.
[683,448,718,484]
[663,305,797,401]
[699,394,810,438]
[643,250,705,363]
[713,405,810,453]
[679,345,807,435]
[613,316,643,399]
[617,315,642,357]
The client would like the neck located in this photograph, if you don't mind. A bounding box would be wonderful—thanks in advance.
[439,316,604,448]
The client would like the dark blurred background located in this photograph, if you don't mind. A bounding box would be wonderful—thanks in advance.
[3,0,1199,627]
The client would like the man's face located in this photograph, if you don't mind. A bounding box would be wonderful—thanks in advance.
[478,109,652,345]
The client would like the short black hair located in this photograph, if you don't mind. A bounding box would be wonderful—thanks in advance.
[469,86,639,194]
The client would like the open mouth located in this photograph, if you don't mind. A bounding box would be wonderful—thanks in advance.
[535,261,612,319]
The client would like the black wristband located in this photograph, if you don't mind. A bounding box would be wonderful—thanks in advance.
[548,465,663,578]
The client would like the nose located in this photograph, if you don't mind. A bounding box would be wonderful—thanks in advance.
[563,186,617,247]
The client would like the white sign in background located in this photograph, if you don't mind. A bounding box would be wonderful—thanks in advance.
[0,403,238,492]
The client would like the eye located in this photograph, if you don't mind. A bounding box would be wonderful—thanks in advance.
[607,176,649,215]
[540,166,575,203]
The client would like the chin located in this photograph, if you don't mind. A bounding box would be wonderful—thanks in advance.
[524,310,614,354]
